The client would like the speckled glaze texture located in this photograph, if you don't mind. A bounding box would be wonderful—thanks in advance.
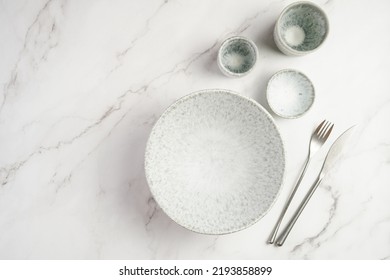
[145,90,285,234]
[2,0,390,260]
[274,1,329,56]
[267,69,315,119]
[218,36,258,77]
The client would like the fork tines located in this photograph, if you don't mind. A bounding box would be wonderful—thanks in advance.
[317,120,334,140]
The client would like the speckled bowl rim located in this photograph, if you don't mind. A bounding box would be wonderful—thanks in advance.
[266,69,316,119]
[217,36,259,77]
[144,89,286,235]
[275,1,329,55]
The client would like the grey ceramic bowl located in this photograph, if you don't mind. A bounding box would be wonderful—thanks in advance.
[145,89,285,234]
[274,1,329,56]
[218,36,258,77]
[267,69,315,119]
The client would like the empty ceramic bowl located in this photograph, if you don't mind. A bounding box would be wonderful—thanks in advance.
[145,89,285,234]
[218,36,258,77]
[274,1,329,56]
[267,69,315,118]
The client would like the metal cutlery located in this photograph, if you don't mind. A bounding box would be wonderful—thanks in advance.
[268,120,334,244]
[276,126,355,246]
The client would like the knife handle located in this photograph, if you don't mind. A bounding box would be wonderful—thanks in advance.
[276,175,323,246]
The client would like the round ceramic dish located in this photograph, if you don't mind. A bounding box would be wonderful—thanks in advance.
[218,36,258,77]
[267,69,315,119]
[274,1,329,56]
[145,89,285,234]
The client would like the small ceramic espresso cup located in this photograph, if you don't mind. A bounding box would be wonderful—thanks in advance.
[274,1,329,56]
[218,36,258,77]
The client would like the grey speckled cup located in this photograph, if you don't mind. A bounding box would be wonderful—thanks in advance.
[218,36,258,77]
[274,1,329,56]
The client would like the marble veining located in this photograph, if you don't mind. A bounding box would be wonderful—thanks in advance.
[0,0,390,259]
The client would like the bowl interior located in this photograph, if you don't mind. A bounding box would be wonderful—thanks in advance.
[278,3,328,52]
[145,90,285,234]
[220,38,257,75]
[267,70,315,118]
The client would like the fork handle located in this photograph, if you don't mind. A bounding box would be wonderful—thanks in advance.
[276,176,323,246]
[268,156,310,244]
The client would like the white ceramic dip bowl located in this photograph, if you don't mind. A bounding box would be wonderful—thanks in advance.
[267,69,315,119]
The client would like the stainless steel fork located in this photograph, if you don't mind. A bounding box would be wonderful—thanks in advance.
[268,120,334,244]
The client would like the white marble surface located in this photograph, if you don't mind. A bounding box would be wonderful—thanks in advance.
[0,0,389,259]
